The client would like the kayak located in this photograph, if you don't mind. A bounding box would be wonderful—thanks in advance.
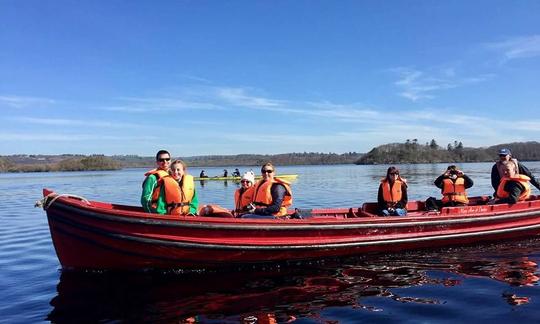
[194,174,298,181]
[39,189,540,270]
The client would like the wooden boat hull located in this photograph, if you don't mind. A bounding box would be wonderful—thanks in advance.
[194,174,298,181]
[42,189,540,270]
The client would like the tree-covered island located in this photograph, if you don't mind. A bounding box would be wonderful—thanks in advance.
[1,140,539,173]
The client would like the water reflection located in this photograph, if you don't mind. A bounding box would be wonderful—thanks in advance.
[48,240,540,323]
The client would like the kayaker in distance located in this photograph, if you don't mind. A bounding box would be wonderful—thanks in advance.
[491,148,540,195]
[232,168,241,177]
[199,170,208,178]
[223,169,228,177]
[141,150,171,214]
[377,166,408,216]
[494,160,531,204]
[241,162,293,219]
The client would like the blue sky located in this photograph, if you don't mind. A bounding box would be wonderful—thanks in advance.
[1,1,540,156]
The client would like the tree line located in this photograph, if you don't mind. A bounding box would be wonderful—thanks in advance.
[356,140,540,164]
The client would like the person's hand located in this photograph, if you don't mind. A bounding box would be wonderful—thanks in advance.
[246,203,256,214]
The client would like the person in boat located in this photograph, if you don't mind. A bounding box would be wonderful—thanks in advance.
[491,148,540,195]
[377,166,408,216]
[232,168,241,177]
[494,160,531,204]
[167,159,198,215]
[434,165,473,207]
[233,171,256,216]
[241,162,293,219]
[223,169,228,177]
[141,150,171,214]
[199,170,208,178]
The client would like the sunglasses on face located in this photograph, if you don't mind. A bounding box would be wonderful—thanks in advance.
[157,158,171,162]
[241,180,250,183]
[389,172,399,175]
[262,169,274,174]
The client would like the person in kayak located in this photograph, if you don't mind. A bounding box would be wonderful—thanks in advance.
[241,162,293,219]
[495,160,531,204]
[233,171,255,216]
[491,148,540,195]
[199,170,208,178]
[167,159,198,215]
[434,165,473,207]
[141,150,171,214]
[232,168,241,177]
[377,166,408,216]
[223,169,228,177]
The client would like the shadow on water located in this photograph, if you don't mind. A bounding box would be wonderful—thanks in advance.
[47,239,540,323]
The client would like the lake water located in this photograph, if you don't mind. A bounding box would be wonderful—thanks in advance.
[2,162,540,323]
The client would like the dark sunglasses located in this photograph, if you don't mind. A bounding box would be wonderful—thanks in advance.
[157,158,171,162]
[499,154,508,157]
[389,172,399,175]
[262,169,274,173]
[240,180,251,183]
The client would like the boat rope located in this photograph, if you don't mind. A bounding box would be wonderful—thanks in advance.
[34,193,90,210]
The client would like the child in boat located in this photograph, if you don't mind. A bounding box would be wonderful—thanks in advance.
[234,171,256,216]
[377,166,408,216]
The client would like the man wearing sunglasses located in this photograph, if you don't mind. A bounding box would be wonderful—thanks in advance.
[242,162,293,219]
[491,148,540,197]
[141,150,172,214]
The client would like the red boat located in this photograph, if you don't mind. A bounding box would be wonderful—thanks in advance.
[39,188,540,270]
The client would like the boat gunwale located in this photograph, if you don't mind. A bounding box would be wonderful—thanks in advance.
[46,194,540,231]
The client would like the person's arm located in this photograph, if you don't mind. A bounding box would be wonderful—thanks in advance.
[496,181,524,204]
[462,174,474,189]
[397,183,408,209]
[189,189,199,215]
[434,174,445,189]
[377,184,386,211]
[518,163,540,190]
[491,164,500,192]
[254,184,286,215]
[141,175,157,213]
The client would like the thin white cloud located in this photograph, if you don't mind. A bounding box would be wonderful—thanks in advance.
[0,95,56,108]
[391,67,492,102]
[9,117,141,128]
[486,35,540,60]
[101,97,222,112]
[216,87,284,108]
[0,133,158,141]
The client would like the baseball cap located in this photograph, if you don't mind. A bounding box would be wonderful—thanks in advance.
[498,148,511,156]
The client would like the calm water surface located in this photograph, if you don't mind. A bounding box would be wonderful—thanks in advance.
[2,163,540,323]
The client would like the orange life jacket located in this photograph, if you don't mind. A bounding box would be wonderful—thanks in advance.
[152,174,195,215]
[380,179,404,206]
[234,186,255,212]
[252,178,293,217]
[441,177,469,204]
[144,169,170,210]
[496,174,531,201]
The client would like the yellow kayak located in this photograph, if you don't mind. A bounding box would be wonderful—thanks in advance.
[194,174,299,181]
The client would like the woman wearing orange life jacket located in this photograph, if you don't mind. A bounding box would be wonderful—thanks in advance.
[434,165,473,207]
[496,160,531,204]
[155,159,198,216]
[241,162,293,219]
[233,171,256,216]
[377,166,408,216]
